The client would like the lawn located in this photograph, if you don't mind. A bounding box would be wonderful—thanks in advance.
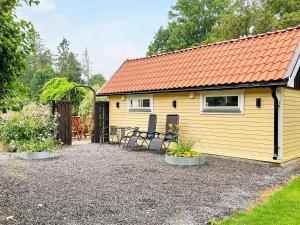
[220,175,300,225]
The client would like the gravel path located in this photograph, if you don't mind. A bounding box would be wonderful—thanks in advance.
[0,144,299,225]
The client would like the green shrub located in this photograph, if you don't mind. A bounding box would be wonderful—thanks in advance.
[16,138,58,153]
[0,103,59,152]
[40,77,87,115]
[78,84,107,121]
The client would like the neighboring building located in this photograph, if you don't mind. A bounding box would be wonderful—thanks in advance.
[98,26,300,163]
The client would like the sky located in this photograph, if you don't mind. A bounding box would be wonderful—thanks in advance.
[17,0,176,79]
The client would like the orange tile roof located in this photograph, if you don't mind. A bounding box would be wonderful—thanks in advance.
[99,26,300,95]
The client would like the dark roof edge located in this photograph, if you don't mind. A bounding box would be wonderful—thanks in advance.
[97,80,287,96]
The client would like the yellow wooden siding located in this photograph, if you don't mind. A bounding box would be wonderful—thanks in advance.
[109,88,276,162]
[282,88,300,162]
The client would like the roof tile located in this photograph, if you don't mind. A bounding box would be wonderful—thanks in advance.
[100,26,300,95]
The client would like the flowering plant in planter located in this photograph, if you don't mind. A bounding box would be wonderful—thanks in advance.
[165,127,204,165]
[166,137,200,157]
[0,103,60,153]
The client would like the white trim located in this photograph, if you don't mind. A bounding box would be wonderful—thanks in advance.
[127,94,153,113]
[276,87,283,160]
[200,90,245,114]
[287,43,300,87]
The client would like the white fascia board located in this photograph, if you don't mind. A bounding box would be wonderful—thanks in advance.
[287,43,300,87]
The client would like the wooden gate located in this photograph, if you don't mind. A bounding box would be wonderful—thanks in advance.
[52,100,72,145]
[94,101,109,143]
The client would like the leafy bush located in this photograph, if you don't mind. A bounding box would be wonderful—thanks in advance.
[78,84,106,120]
[167,137,200,158]
[40,77,87,114]
[78,85,98,119]
[0,81,30,113]
[16,138,59,153]
[0,103,59,152]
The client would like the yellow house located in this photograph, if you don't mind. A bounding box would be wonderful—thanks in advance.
[98,26,300,164]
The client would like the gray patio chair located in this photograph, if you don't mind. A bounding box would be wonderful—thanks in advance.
[147,114,179,152]
[125,131,141,151]
[147,133,168,153]
[138,114,157,148]
[119,127,139,148]
[163,114,179,149]
[100,126,117,145]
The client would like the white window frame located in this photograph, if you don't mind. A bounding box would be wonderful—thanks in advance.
[200,90,244,114]
[127,95,153,113]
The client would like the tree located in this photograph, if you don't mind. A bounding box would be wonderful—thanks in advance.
[206,0,259,42]
[147,0,230,55]
[40,77,87,114]
[0,81,30,113]
[0,0,39,100]
[89,74,106,87]
[147,27,171,56]
[19,34,55,98]
[56,38,82,83]
[148,0,300,54]
[30,65,56,98]
[207,0,300,42]
[254,0,300,33]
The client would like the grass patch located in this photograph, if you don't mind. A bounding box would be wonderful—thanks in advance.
[219,175,300,225]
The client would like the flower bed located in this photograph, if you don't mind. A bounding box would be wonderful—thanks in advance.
[0,103,60,156]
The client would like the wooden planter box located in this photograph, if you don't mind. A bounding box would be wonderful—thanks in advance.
[165,154,205,166]
[19,151,59,160]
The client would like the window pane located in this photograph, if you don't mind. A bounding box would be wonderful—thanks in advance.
[131,99,139,108]
[206,96,238,107]
[142,99,150,107]
[138,99,142,107]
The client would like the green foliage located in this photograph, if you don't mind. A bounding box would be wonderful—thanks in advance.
[30,65,57,98]
[57,38,82,83]
[19,34,55,99]
[89,74,106,87]
[40,77,87,113]
[208,0,300,42]
[78,85,98,119]
[0,0,38,99]
[148,0,300,54]
[147,0,230,55]
[0,81,30,113]
[0,103,58,152]
[16,138,58,153]
[78,84,107,120]
[206,0,259,42]
[167,137,200,157]
[220,176,300,225]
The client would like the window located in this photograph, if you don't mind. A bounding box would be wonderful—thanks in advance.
[201,91,244,114]
[128,95,153,112]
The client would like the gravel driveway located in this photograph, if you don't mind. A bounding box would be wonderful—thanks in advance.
[0,144,299,225]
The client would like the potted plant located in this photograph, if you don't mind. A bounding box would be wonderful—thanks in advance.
[18,138,60,160]
[165,137,205,166]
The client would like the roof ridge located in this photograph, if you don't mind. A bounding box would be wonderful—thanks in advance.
[128,24,300,62]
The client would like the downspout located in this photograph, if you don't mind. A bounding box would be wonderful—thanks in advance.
[271,87,279,160]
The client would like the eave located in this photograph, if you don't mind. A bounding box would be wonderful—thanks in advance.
[97,80,288,96]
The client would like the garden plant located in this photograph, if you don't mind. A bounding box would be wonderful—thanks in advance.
[0,103,60,153]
